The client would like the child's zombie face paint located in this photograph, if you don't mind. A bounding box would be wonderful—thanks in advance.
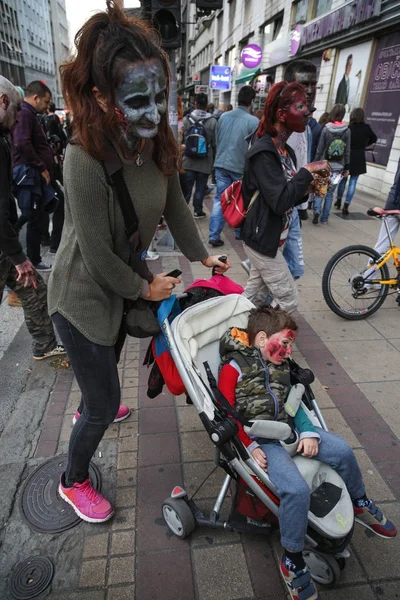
[263,329,296,365]
[116,59,167,140]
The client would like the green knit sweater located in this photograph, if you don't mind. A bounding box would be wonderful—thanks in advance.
[48,143,209,345]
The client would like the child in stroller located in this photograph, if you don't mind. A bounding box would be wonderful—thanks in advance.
[218,305,396,600]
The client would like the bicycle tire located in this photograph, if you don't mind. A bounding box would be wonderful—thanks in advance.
[322,245,390,320]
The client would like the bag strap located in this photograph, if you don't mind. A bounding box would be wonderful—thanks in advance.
[247,190,260,213]
[111,168,139,239]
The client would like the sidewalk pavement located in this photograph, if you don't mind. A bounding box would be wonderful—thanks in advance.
[0,189,399,600]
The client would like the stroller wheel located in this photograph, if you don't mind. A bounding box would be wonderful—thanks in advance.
[303,550,341,586]
[162,498,196,538]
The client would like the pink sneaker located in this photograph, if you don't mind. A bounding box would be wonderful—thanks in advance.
[72,405,131,425]
[58,475,114,523]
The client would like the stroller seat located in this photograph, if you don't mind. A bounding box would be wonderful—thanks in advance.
[168,294,354,541]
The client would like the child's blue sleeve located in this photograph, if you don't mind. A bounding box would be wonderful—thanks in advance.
[294,405,320,440]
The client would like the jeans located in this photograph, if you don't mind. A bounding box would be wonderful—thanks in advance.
[314,185,337,223]
[337,175,359,206]
[258,428,365,552]
[50,181,65,251]
[185,170,209,212]
[283,208,304,279]
[209,167,242,241]
[52,312,126,486]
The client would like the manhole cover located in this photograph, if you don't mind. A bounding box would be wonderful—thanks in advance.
[20,455,101,533]
[335,211,371,220]
[10,556,54,599]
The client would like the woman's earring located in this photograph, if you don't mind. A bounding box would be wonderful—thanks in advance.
[114,107,130,131]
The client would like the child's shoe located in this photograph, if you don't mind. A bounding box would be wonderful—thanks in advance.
[280,557,320,600]
[354,499,397,538]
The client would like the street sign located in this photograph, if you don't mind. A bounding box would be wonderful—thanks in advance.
[209,65,231,91]
[193,73,200,82]
[195,85,208,94]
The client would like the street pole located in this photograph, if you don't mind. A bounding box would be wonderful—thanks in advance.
[168,49,178,141]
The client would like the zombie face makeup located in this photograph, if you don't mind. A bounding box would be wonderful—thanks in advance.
[283,93,310,133]
[293,71,317,111]
[116,59,167,141]
[262,329,296,365]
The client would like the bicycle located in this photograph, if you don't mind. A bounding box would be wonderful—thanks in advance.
[322,206,400,320]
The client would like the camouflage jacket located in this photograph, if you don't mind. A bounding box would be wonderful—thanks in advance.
[219,327,290,423]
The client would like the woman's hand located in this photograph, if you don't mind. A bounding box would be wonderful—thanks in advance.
[251,447,268,470]
[297,437,319,458]
[202,255,231,273]
[304,160,331,176]
[146,273,181,301]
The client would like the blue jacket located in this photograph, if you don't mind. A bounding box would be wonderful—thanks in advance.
[12,164,58,216]
[214,107,259,175]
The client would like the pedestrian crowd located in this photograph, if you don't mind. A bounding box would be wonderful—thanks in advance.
[1,1,399,599]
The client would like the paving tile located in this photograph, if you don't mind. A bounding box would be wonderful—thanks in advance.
[117,451,137,470]
[139,389,175,408]
[116,486,136,508]
[79,559,106,588]
[112,507,136,531]
[177,406,204,432]
[358,381,400,439]
[121,386,138,400]
[324,340,400,383]
[47,402,67,416]
[320,585,375,599]
[117,468,137,488]
[183,461,228,500]
[139,407,177,435]
[302,310,384,342]
[189,498,241,548]
[103,425,120,440]
[371,581,400,598]
[180,431,214,462]
[40,428,60,442]
[44,415,63,429]
[353,449,395,502]
[111,530,135,555]
[136,549,194,600]
[83,533,109,558]
[137,463,183,506]
[106,586,135,600]
[136,501,189,552]
[319,408,361,449]
[108,555,135,585]
[35,439,58,457]
[119,434,138,452]
[49,592,105,600]
[192,544,253,600]
[138,433,180,467]
[241,536,284,598]
[122,376,139,388]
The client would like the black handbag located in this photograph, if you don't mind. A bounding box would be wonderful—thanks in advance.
[102,155,161,338]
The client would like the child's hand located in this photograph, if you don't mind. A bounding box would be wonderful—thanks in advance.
[297,437,319,458]
[251,447,268,470]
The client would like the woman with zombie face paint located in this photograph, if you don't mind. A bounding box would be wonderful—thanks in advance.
[241,82,330,313]
[47,0,230,523]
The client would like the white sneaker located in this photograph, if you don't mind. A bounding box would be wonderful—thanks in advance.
[33,344,66,361]
[145,250,159,261]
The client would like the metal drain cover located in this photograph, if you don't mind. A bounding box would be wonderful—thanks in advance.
[20,455,101,533]
[10,556,54,599]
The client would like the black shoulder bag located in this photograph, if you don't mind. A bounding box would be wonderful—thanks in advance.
[102,162,161,338]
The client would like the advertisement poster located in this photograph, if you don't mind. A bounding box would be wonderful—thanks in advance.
[209,66,231,91]
[363,33,400,166]
[329,40,373,116]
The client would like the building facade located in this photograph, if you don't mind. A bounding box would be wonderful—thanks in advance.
[49,0,70,105]
[179,0,400,200]
[0,0,25,88]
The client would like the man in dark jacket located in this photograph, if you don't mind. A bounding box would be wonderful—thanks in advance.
[0,75,65,361]
[10,80,54,270]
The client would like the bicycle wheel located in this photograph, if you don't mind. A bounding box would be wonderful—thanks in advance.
[322,245,390,320]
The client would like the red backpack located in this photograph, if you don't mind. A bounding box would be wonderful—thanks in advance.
[221,181,259,228]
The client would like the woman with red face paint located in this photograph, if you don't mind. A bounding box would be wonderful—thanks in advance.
[241,81,330,313]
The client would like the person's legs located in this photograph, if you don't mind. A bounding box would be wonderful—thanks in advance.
[335,176,347,208]
[0,253,10,305]
[313,195,322,221]
[53,312,120,485]
[50,182,65,252]
[344,175,359,206]
[184,170,195,205]
[374,216,400,256]
[179,171,188,199]
[321,186,335,223]
[209,168,241,242]
[5,257,59,356]
[244,245,298,313]
[26,209,42,266]
[192,171,208,214]
[283,208,304,280]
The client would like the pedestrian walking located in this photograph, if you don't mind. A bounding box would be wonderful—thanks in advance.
[313,104,351,224]
[49,0,230,523]
[0,75,65,360]
[284,60,322,279]
[372,158,400,256]
[182,93,217,218]
[208,85,259,247]
[241,81,330,313]
[10,80,56,270]
[334,108,377,215]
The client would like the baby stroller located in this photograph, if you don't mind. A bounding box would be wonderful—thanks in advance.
[160,294,354,586]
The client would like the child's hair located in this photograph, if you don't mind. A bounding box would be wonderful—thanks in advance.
[247,307,298,346]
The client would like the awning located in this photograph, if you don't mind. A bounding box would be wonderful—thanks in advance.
[235,68,261,84]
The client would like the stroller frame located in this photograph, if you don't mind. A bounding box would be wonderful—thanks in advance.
[160,295,353,586]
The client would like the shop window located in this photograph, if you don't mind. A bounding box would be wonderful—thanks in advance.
[313,0,332,18]
[292,0,308,25]
[260,13,283,58]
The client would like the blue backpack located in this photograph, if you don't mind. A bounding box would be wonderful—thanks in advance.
[184,115,209,159]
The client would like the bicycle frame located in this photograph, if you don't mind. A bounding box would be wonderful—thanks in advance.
[367,216,400,286]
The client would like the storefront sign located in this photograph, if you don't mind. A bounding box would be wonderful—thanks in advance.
[291,25,302,57]
[302,0,381,47]
[195,85,209,94]
[192,73,200,82]
[363,33,400,166]
[241,44,262,69]
[209,65,232,91]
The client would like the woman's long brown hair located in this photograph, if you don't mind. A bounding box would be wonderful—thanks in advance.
[60,0,180,175]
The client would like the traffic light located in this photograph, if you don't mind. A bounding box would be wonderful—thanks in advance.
[195,0,223,10]
[151,0,182,50]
